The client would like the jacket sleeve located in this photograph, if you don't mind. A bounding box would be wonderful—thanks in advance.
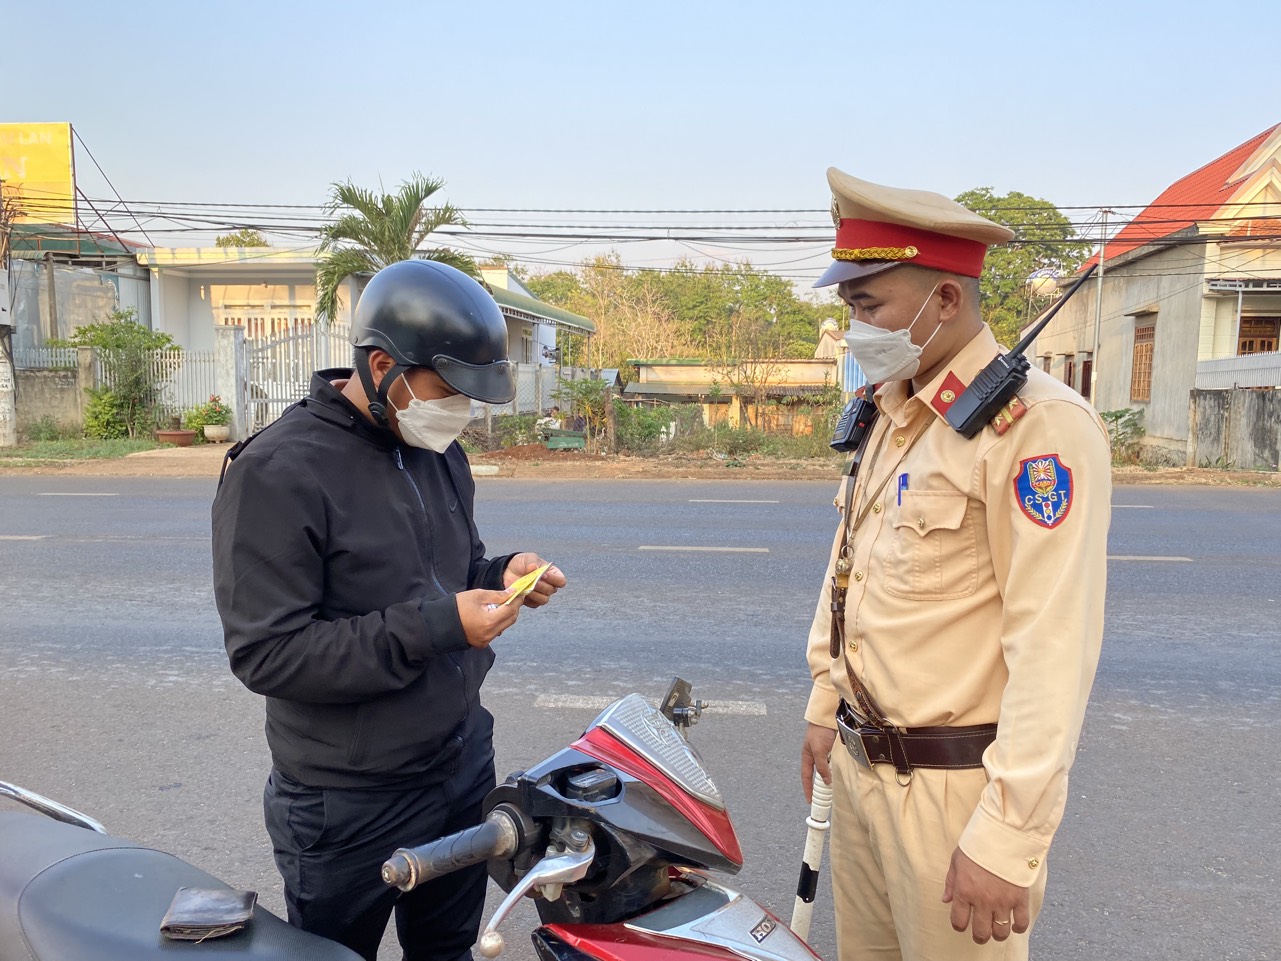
[212,449,469,705]
[469,540,516,591]
[957,400,1111,887]
[450,445,516,591]
[804,484,849,729]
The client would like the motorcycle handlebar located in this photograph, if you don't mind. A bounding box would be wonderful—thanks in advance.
[382,808,521,891]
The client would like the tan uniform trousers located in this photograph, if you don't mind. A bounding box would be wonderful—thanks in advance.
[829,746,1047,961]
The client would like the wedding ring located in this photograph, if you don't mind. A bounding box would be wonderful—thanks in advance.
[994,919,1011,926]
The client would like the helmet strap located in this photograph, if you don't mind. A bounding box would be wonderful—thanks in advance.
[355,349,410,428]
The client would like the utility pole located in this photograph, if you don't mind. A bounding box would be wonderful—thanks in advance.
[1089,208,1111,406]
[44,251,58,342]
[0,178,18,447]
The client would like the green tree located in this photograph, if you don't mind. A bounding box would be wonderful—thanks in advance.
[955,188,1091,347]
[314,172,475,325]
[526,255,842,373]
[54,308,179,438]
[214,229,270,247]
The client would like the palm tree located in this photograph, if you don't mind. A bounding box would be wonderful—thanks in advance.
[314,172,477,325]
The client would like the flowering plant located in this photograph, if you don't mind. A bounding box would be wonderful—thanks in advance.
[184,394,231,428]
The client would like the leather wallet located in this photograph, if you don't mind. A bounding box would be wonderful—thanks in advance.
[159,886,257,941]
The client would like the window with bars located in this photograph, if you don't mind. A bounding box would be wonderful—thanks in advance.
[1064,356,1076,391]
[1131,324,1155,402]
[1041,355,1052,373]
[1080,356,1093,401]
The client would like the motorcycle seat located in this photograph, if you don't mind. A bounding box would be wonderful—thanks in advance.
[0,811,361,961]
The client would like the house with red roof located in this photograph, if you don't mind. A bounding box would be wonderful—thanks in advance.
[1029,124,1281,466]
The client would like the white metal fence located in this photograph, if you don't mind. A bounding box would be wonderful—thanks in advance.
[13,347,78,369]
[1195,351,1281,389]
[98,349,219,419]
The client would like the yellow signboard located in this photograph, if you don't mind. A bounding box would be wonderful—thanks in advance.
[0,122,76,224]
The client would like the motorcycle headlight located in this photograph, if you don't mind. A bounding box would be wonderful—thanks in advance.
[589,694,724,811]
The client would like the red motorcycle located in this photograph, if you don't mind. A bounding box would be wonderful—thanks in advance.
[0,680,819,960]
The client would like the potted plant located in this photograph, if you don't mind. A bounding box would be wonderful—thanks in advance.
[184,395,233,443]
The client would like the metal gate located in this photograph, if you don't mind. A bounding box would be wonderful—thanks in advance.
[246,324,351,430]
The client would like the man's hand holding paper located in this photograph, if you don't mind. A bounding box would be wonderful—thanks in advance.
[502,553,566,608]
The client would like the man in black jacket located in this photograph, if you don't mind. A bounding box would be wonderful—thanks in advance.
[212,260,565,961]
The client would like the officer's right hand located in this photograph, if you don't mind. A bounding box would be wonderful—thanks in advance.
[455,589,521,649]
[801,723,837,802]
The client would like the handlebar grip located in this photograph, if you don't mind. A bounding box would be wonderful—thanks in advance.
[382,810,519,891]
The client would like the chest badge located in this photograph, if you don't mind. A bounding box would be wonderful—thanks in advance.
[1015,454,1073,529]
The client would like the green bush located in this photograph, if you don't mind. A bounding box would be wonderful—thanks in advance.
[83,388,129,439]
[613,401,671,453]
[55,308,180,439]
[1100,408,1145,465]
[23,416,77,442]
[552,379,608,446]
[488,414,539,449]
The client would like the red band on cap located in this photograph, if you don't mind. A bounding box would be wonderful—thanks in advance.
[834,219,989,278]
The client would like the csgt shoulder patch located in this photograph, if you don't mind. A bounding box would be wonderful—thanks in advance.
[1015,454,1073,529]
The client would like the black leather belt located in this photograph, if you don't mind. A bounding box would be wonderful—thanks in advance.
[836,700,996,772]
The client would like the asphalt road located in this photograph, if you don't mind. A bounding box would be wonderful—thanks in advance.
[1,475,1278,961]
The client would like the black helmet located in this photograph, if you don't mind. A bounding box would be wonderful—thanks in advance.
[350,260,515,417]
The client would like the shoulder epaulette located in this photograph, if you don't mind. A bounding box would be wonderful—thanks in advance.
[989,396,1028,436]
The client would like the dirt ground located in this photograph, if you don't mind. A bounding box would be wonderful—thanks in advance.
[1,440,1279,487]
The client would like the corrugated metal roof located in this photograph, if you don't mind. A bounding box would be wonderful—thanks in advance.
[1082,124,1281,268]
[10,223,143,257]
[489,286,596,334]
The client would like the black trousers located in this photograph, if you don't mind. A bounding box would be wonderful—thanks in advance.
[263,757,496,961]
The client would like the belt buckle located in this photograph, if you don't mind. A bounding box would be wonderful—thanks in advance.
[836,712,875,769]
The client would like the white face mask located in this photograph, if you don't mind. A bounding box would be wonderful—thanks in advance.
[392,383,475,453]
[843,284,941,383]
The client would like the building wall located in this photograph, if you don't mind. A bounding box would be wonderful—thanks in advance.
[1189,388,1281,470]
[15,368,83,433]
[1031,243,1227,454]
[107,263,152,328]
[151,272,187,347]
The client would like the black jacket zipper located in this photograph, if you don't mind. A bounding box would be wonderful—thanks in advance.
[394,447,447,595]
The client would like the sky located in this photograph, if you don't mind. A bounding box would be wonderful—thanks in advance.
[6,0,1279,283]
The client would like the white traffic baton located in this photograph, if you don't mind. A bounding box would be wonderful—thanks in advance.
[789,771,833,942]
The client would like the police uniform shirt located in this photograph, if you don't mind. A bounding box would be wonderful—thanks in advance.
[804,323,1112,887]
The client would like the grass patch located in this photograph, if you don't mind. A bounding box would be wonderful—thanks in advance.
[0,438,163,462]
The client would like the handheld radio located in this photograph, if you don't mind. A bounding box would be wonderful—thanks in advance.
[830,395,878,453]
[945,264,1098,438]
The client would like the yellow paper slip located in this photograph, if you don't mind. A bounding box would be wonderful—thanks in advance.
[501,563,552,606]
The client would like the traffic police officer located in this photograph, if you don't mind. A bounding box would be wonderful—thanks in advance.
[800,169,1111,961]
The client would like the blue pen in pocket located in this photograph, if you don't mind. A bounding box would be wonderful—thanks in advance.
[897,473,909,506]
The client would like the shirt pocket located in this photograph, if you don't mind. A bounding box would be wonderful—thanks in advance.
[884,490,978,600]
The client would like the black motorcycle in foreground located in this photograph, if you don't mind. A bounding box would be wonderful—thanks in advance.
[0,679,818,960]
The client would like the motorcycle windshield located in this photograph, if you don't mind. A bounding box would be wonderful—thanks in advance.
[587,694,725,812]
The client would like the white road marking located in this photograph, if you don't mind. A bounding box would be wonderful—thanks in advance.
[639,546,769,553]
[688,499,779,504]
[1112,504,1154,509]
[1108,555,1194,562]
[38,492,119,497]
[0,535,48,541]
[535,694,766,716]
